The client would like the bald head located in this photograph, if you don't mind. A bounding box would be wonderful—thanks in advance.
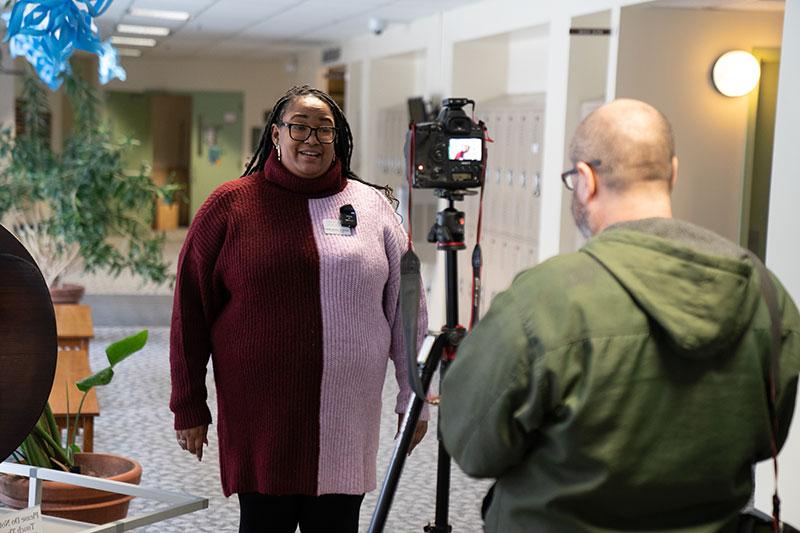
[569,99,675,193]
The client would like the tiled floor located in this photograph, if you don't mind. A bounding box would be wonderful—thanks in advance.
[88,327,492,532]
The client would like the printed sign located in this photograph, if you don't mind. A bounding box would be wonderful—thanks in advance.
[0,506,43,533]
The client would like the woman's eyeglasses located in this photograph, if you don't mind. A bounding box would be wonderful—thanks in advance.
[280,122,337,144]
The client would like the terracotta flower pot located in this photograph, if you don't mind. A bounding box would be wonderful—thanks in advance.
[0,453,142,525]
[49,283,85,305]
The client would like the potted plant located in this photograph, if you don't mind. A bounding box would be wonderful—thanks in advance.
[0,330,148,524]
[0,66,180,302]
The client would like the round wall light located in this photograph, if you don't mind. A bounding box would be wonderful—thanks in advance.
[712,50,761,97]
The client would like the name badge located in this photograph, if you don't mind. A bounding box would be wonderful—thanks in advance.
[323,219,352,236]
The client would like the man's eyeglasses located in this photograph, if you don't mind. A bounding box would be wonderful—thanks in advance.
[561,160,601,191]
[280,122,337,144]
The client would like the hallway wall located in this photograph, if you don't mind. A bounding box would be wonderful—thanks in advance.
[105,56,308,167]
[616,6,784,243]
[759,0,800,522]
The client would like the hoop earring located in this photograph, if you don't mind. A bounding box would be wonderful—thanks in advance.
[275,144,281,161]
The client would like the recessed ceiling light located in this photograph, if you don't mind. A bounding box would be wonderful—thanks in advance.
[116,24,170,36]
[116,48,143,58]
[128,8,191,22]
[110,36,157,47]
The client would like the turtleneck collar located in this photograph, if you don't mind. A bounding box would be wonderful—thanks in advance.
[261,149,346,198]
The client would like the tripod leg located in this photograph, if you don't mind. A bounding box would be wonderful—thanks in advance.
[428,441,453,533]
[368,334,447,533]
[426,357,454,533]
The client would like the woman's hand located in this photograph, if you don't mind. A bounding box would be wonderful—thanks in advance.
[176,425,209,461]
[396,414,428,456]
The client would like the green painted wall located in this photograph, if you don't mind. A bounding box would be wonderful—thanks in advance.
[190,92,244,217]
[105,92,153,174]
[104,90,244,220]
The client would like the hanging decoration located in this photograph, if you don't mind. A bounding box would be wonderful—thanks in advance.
[1,0,126,90]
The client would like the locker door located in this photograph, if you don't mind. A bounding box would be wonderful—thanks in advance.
[481,235,498,317]
[496,110,517,238]
[391,107,404,186]
[525,110,544,246]
[509,237,524,281]
[510,110,532,241]
[377,108,388,182]
[516,109,535,242]
[522,243,537,271]
[484,110,505,235]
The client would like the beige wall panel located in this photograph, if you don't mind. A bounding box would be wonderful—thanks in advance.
[616,7,784,243]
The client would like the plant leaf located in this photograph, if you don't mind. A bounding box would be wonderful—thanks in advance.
[105,329,148,366]
[76,367,114,392]
[43,403,60,439]
[31,424,73,469]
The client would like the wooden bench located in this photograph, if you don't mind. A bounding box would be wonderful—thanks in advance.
[50,305,99,452]
[53,304,94,351]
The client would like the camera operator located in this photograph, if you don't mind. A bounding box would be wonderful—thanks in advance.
[439,98,800,532]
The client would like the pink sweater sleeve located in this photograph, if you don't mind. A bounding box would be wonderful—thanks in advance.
[383,208,430,420]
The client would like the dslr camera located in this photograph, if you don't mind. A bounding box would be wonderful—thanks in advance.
[405,98,485,190]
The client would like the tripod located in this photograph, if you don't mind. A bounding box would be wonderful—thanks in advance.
[368,189,473,533]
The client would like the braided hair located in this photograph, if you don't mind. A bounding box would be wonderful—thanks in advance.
[244,85,397,208]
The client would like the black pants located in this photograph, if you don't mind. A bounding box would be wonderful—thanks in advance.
[238,492,365,533]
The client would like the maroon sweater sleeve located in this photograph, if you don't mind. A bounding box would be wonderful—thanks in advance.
[169,187,231,430]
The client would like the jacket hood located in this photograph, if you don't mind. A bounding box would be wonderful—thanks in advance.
[581,219,761,359]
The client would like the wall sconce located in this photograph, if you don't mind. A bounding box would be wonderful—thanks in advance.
[712,50,761,97]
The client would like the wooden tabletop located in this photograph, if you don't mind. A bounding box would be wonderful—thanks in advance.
[48,349,100,417]
[53,304,94,340]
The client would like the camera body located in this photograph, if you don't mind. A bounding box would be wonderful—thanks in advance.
[406,98,485,190]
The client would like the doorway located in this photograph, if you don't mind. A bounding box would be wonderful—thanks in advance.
[326,66,346,112]
[151,94,192,227]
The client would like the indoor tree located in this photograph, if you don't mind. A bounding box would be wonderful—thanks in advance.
[0,66,179,290]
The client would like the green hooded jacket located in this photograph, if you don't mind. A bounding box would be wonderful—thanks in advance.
[440,219,800,532]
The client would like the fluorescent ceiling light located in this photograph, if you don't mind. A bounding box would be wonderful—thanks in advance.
[128,8,191,22]
[116,24,170,36]
[110,36,157,47]
[116,48,143,58]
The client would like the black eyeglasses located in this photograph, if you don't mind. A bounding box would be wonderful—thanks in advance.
[561,159,601,191]
[279,122,337,144]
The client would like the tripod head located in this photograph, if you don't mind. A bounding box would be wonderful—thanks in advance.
[426,189,477,251]
[431,188,477,202]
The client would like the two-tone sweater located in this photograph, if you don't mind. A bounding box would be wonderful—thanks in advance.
[169,150,427,497]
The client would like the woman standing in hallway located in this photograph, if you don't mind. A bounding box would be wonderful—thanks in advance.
[169,85,428,533]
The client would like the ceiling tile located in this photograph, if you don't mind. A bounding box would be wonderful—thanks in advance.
[130,0,218,12]
[97,1,131,19]
[90,0,512,61]
[199,0,299,21]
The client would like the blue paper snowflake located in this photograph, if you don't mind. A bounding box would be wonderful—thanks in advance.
[2,1,126,90]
